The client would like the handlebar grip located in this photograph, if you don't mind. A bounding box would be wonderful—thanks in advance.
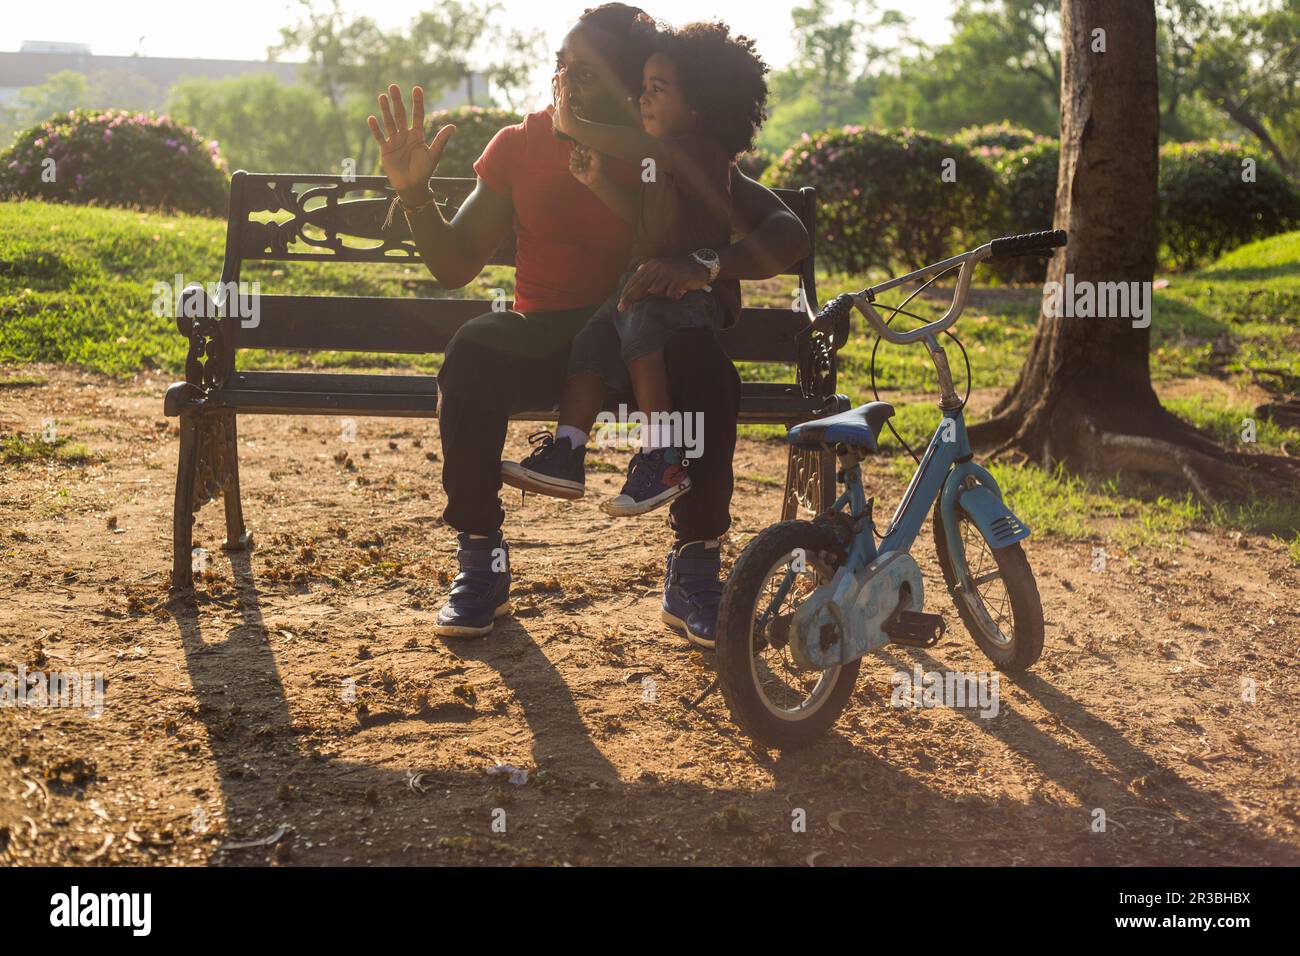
[989,229,1067,260]
[804,293,853,347]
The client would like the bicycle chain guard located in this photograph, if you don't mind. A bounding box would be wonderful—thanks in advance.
[789,551,925,670]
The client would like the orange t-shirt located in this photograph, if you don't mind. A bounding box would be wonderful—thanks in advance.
[474,109,637,314]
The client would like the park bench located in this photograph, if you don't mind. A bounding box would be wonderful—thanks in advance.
[163,171,851,589]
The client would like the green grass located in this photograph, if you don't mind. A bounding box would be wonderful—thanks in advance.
[1,431,92,464]
[2,198,1297,554]
[877,455,1300,553]
[0,373,46,388]
[0,199,510,375]
[1162,394,1300,454]
[5,198,1295,395]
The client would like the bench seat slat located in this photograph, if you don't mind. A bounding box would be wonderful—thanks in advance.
[205,373,836,424]
[236,295,489,353]
[234,297,812,363]
[230,371,439,395]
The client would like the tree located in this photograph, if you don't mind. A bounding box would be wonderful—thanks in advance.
[791,0,867,130]
[759,0,906,150]
[869,0,1061,135]
[970,0,1299,502]
[0,71,88,145]
[272,0,546,170]
[1190,0,1300,175]
[167,74,348,174]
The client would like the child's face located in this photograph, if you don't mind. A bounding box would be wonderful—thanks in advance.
[638,53,693,138]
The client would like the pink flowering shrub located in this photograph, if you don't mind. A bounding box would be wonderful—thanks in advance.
[424,106,522,178]
[764,126,1001,275]
[0,109,228,215]
[955,122,1041,160]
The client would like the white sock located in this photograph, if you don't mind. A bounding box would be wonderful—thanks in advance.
[556,425,588,448]
[468,534,490,540]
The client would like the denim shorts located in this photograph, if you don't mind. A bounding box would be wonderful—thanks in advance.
[567,270,724,394]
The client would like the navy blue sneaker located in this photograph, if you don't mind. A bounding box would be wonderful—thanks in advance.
[501,431,586,500]
[434,532,511,637]
[661,539,722,648]
[601,447,690,517]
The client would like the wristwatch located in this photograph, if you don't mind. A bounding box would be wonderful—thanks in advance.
[691,248,721,282]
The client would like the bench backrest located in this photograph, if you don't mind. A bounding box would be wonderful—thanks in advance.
[219,171,820,364]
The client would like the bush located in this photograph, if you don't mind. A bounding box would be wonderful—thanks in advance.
[0,109,228,215]
[991,140,1060,282]
[1159,141,1300,269]
[956,122,1040,158]
[764,126,1002,275]
[426,106,522,178]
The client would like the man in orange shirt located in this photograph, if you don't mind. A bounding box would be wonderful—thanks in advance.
[368,3,809,643]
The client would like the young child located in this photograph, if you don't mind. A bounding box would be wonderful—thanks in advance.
[501,21,769,516]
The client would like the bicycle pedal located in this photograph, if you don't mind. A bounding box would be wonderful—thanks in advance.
[884,610,946,648]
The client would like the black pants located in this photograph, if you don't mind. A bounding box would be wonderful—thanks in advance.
[436,305,741,543]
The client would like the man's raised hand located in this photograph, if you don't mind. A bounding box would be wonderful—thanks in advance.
[367,85,455,203]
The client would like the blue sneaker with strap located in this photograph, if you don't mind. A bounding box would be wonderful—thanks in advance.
[435,532,511,637]
[660,539,723,648]
[501,430,586,500]
[601,447,691,517]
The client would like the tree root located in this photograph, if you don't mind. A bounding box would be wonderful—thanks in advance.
[968,378,1300,505]
[1076,426,1300,506]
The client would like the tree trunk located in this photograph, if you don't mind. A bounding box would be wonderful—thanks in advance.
[969,0,1299,502]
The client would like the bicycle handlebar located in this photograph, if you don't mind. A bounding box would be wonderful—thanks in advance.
[989,229,1068,261]
[802,230,1067,347]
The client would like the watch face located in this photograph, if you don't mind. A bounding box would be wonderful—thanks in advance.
[695,249,719,266]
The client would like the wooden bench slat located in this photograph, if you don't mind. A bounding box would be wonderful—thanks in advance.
[234,297,811,363]
[206,375,831,423]
[235,295,494,353]
[230,371,439,395]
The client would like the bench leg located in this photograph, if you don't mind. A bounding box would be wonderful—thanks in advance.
[171,412,200,590]
[219,412,251,552]
[780,445,836,521]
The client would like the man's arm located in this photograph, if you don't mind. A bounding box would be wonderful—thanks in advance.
[616,166,811,310]
[367,84,514,289]
[722,165,812,279]
[400,178,514,290]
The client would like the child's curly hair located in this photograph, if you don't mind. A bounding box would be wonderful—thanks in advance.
[660,21,769,158]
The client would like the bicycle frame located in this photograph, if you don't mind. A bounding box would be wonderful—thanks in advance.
[823,404,1029,598]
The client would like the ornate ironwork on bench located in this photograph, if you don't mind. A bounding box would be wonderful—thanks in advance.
[163,171,850,589]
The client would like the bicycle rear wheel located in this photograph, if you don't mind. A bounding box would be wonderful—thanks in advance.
[716,520,860,750]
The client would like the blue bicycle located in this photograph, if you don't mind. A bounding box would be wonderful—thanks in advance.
[715,230,1067,749]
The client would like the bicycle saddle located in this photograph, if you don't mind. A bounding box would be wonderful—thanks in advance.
[787,401,895,452]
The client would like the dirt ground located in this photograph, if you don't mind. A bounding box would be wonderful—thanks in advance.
[2,364,1298,866]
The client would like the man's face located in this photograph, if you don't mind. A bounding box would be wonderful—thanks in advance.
[554,24,641,127]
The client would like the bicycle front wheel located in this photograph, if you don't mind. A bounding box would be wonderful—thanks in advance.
[933,503,1044,672]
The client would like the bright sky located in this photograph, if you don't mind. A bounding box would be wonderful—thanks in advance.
[1,0,959,106]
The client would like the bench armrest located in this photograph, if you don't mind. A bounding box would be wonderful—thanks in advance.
[176,283,232,391]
